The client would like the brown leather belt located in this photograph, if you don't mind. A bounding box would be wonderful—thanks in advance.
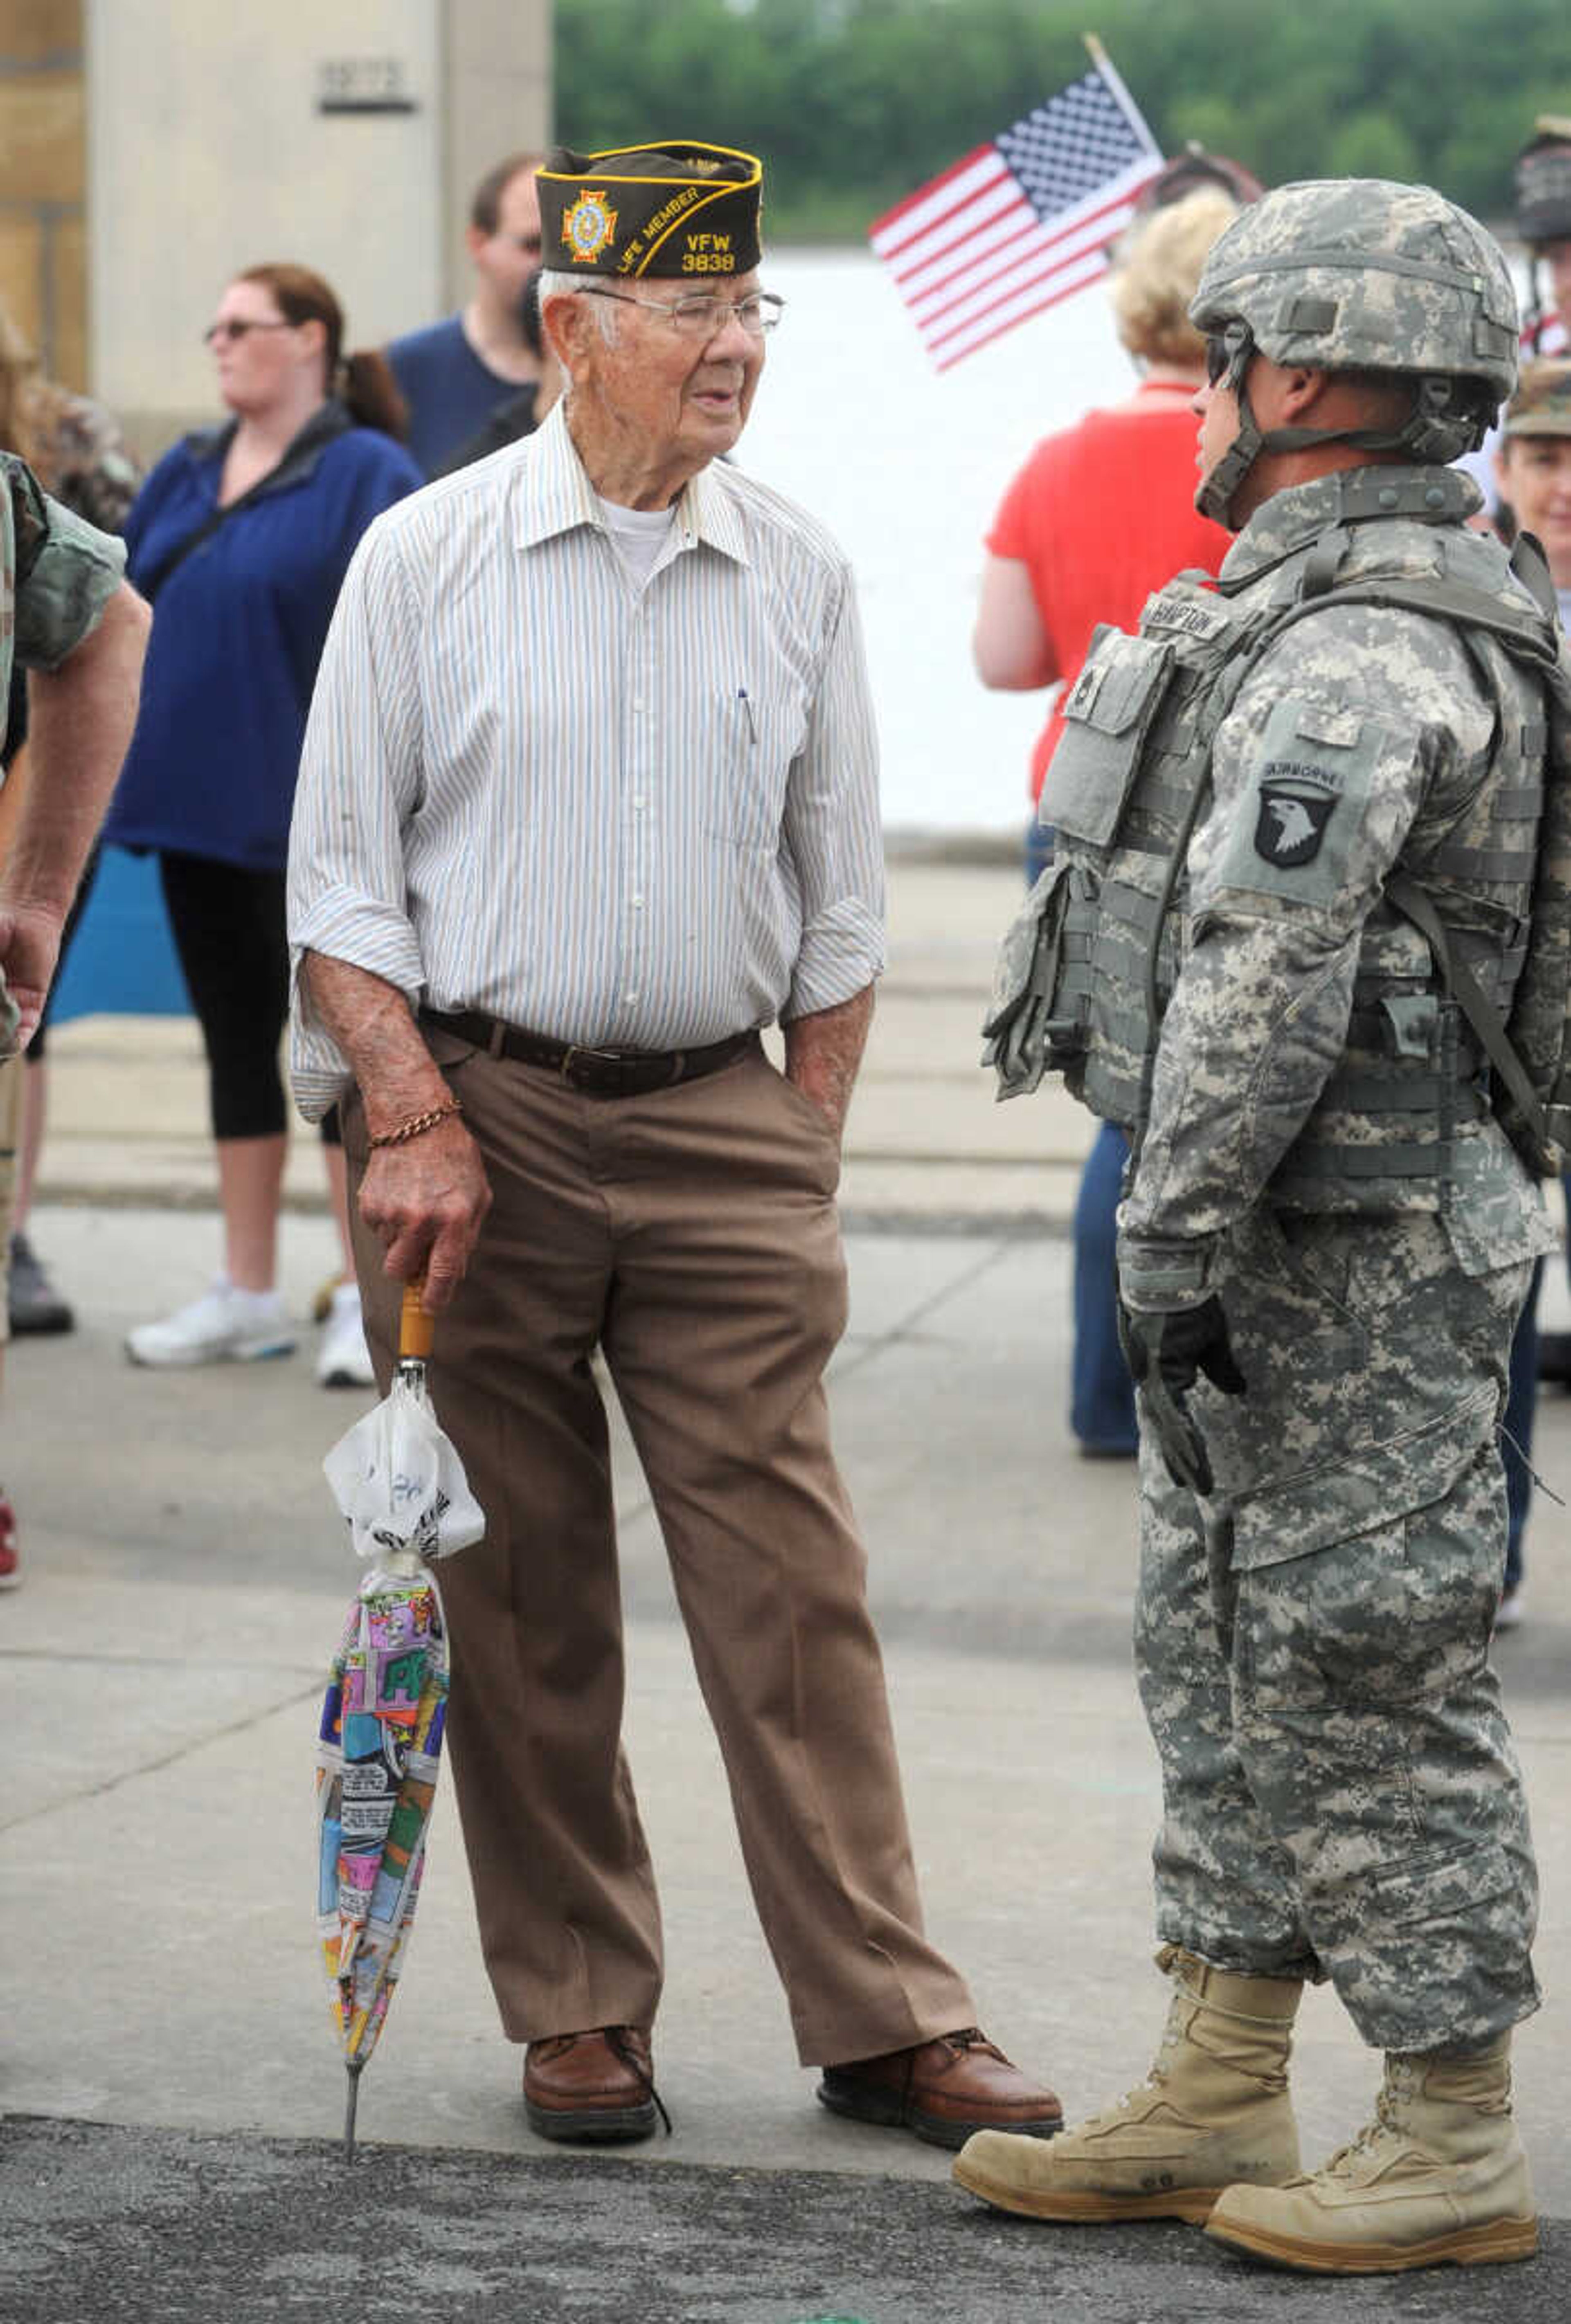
[421,1007,758,1099]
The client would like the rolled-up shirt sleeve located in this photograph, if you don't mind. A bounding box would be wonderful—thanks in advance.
[286,516,428,1119]
[781,564,886,1021]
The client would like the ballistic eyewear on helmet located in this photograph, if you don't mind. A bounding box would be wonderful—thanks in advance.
[573,288,784,338]
[1205,328,1249,387]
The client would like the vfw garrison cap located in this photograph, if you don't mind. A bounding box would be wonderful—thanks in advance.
[1504,359,1571,438]
[537,141,763,279]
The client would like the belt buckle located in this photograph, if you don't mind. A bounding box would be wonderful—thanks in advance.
[560,1043,623,1095]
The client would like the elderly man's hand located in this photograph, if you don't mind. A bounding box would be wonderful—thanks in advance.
[358,1115,493,1312]
[0,899,64,1052]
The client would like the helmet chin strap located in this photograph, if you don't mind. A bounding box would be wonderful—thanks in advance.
[1195,330,1266,526]
[1197,329,1487,526]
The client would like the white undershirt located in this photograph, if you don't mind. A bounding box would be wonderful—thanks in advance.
[594,491,678,588]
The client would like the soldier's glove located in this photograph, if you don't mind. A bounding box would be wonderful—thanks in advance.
[1117,1295,1245,1497]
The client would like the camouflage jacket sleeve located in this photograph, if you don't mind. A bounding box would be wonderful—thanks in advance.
[1120,605,1494,1256]
[6,452,126,673]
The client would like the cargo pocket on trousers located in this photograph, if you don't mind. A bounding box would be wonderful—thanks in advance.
[1369,1842,1519,1930]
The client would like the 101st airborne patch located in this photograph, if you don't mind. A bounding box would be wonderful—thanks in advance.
[1254,780,1338,868]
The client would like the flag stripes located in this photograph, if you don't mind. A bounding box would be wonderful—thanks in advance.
[871,58,1163,370]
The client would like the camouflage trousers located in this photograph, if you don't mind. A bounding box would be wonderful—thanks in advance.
[1134,1207,1539,2053]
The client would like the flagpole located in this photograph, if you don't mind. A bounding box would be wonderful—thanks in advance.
[1083,31,1162,158]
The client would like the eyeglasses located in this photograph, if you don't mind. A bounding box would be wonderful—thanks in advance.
[203,318,293,347]
[575,288,785,339]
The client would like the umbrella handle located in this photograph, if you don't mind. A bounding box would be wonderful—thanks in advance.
[400,1279,436,1362]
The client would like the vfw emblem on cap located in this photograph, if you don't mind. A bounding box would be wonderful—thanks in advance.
[564,189,618,265]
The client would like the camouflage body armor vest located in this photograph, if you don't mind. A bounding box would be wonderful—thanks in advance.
[983,467,1570,1213]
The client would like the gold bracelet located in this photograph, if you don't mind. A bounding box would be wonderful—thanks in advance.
[368,1097,464,1149]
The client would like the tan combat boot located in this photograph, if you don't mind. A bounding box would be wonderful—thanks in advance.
[1206,2034,1537,2273]
[952,1944,1301,2223]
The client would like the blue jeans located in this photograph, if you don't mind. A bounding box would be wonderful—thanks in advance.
[1073,1120,1138,1453]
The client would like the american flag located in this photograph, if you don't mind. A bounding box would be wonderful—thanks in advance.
[870,48,1164,372]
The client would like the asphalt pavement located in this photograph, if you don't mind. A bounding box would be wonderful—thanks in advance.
[2,856,1568,2323]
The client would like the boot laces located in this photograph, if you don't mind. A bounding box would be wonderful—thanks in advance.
[1317,2085,1410,2182]
[1083,2006,1184,2126]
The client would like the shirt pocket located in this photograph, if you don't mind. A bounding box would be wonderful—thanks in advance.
[702,679,806,852]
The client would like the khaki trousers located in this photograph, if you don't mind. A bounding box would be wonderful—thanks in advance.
[347,1032,973,2064]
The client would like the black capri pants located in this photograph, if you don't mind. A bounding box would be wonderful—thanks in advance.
[158,850,340,1146]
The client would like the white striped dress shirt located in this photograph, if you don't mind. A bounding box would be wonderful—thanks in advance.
[286,401,885,1117]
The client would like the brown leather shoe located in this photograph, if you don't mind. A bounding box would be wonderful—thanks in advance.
[817,2028,1062,2151]
[523,2026,669,2143]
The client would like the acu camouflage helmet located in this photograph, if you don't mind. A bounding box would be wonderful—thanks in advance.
[1189,179,1519,522]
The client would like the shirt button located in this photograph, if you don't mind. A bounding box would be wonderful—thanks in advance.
[630,895,645,910]
[623,992,640,1006]
[632,796,647,811]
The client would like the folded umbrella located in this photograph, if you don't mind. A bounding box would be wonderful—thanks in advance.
[314,1281,484,2160]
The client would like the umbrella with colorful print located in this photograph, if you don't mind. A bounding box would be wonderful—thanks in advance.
[314,1282,484,2159]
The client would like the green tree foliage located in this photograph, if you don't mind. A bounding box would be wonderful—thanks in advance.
[553,0,1571,238]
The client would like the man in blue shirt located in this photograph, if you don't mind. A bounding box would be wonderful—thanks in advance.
[386,149,545,475]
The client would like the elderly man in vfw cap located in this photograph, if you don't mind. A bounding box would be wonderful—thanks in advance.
[963,178,1560,2275]
[288,138,1061,2150]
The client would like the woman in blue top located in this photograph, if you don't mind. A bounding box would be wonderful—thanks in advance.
[108,262,421,1382]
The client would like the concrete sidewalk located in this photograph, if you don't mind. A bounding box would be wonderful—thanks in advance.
[4,855,1569,2320]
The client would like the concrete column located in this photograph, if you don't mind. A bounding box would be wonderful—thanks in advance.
[441,0,552,308]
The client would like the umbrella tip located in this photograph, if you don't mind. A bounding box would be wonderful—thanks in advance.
[344,2064,361,2164]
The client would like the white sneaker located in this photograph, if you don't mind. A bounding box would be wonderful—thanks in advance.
[317,1281,376,1388]
[126,1280,296,1368]
[1495,1587,1525,1632]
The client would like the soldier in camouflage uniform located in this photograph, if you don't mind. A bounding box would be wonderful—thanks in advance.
[959,182,1557,2275]
[0,454,147,1587]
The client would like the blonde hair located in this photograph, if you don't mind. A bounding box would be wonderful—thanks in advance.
[1111,188,1240,371]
